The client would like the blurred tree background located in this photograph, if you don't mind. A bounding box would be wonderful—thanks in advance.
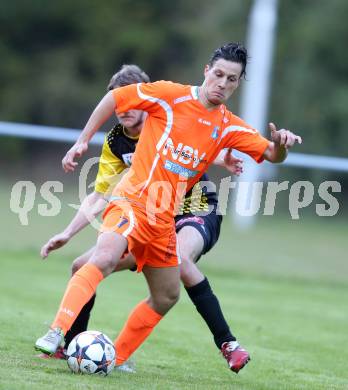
[0,0,248,128]
[0,0,347,179]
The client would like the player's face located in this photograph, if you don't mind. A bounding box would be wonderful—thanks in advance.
[118,109,144,129]
[202,59,242,106]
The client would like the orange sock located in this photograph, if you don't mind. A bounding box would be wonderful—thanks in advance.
[51,263,104,334]
[115,300,163,365]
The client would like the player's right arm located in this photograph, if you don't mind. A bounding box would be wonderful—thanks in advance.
[62,81,176,172]
[62,91,116,172]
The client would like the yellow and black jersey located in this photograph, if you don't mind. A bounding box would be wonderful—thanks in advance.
[95,125,219,214]
[177,173,218,216]
[94,124,138,195]
[106,123,139,166]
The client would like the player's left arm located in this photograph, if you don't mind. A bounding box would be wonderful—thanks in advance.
[213,148,243,176]
[263,122,302,163]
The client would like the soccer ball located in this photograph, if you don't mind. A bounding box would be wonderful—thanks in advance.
[66,330,115,375]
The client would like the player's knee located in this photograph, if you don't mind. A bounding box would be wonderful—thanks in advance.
[90,249,117,276]
[159,295,179,313]
[169,280,181,305]
[71,256,86,275]
[167,285,180,306]
[152,287,180,313]
[179,256,196,284]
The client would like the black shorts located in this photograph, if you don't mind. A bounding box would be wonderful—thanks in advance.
[174,212,223,260]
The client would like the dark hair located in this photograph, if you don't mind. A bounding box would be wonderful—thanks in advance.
[209,43,248,78]
[107,64,150,91]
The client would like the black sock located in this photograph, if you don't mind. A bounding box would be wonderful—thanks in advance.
[64,294,96,349]
[185,277,236,349]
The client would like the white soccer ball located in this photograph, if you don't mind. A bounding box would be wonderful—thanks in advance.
[66,330,115,375]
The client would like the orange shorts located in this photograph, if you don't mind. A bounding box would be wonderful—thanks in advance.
[101,200,180,272]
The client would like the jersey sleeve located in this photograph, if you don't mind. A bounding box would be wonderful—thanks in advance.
[95,138,128,196]
[221,114,270,163]
[112,80,180,116]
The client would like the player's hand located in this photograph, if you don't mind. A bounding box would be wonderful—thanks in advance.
[269,122,302,149]
[62,142,88,172]
[40,232,71,259]
[223,148,244,176]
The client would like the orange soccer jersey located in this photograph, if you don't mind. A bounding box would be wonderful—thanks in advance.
[102,81,269,270]
[110,81,269,220]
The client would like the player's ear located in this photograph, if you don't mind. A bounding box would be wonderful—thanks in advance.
[204,64,210,76]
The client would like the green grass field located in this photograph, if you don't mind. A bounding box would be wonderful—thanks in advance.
[1,188,347,389]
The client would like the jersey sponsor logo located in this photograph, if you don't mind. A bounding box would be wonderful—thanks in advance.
[173,95,193,104]
[211,126,219,140]
[198,118,211,126]
[122,152,134,166]
[162,137,206,168]
[164,160,198,178]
